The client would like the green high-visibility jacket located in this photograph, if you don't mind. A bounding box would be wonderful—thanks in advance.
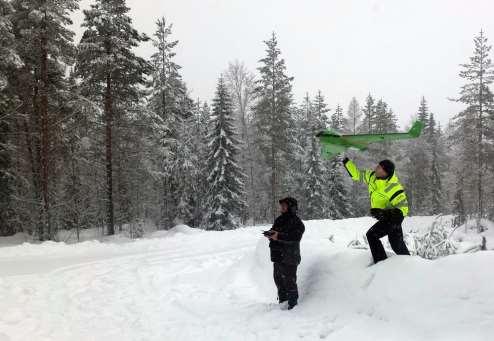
[343,159,409,216]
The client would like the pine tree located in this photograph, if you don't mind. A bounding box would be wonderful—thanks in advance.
[75,0,150,235]
[453,30,494,230]
[204,77,246,230]
[9,0,79,239]
[253,32,294,220]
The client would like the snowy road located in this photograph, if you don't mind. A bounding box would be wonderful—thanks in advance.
[1,218,494,341]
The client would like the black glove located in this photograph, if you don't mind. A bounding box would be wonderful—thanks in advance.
[262,230,275,237]
[342,157,350,165]
[370,208,385,221]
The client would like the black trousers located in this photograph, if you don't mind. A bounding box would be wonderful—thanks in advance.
[366,219,410,264]
[273,262,298,303]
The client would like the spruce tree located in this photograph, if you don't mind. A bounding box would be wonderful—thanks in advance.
[331,104,345,132]
[453,30,494,230]
[405,98,432,215]
[204,77,246,230]
[418,96,429,124]
[373,99,397,133]
[313,90,330,130]
[191,101,211,226]
[305,134,326,219]
[148,17,188,229]
[360,94,375,133]
[253,32,294,220]
[429,118,444,215]
[173,100,198,226]
[326,105,352,219]
[290,93,312,211]
[303,90,331,219]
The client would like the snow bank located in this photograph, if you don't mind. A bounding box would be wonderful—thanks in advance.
[147,224,203,238]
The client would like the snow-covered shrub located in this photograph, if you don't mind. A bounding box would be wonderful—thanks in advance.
[347,235,368,249]
[413,218,457,259]
[129,220,145,239]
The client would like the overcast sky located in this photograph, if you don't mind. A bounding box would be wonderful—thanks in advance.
[72,0,494,128]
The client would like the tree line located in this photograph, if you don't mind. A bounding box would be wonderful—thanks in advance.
[0,0,492,239]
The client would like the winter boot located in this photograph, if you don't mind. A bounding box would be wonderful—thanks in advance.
[278,292,288,304]
[287,299,297,310]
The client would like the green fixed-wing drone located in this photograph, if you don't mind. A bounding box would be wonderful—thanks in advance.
[316,120,424,159]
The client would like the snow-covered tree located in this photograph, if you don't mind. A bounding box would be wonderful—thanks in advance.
[303,99,326,219]
[313,90,330,130]
[173,100,199,226]
[345,97,361,134]
[304,134,326,219]
[0,0,20,235]
[360,94,375,133]
[288,93,313,211]
[9,0,79,239]
[224,60,256,223]
[190,101,211,226]
[147,17,190,229]
[253,32,295,220]
[75,0,150,235]
[405,98,432,215]
[326,105,352,219]
[331,104,345,132]
[413,217,456,259]
[204,77,246,230]
[452,30,494,230]
[373,99,397,133]
[0,0,20,90]
[417,96,429,124]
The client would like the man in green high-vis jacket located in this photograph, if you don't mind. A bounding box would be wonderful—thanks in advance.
[343,157,410,264]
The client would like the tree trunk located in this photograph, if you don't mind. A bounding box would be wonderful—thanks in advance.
[105,72,115,235]
[40,11,51,239]
[477,45,484,232]
[271,143,276,221]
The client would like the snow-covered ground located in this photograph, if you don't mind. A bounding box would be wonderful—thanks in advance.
[1,217,494,341]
